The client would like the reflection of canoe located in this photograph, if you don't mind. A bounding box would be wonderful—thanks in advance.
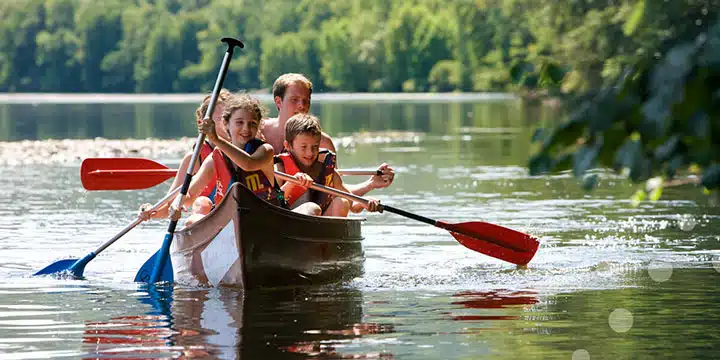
[83,285,378,359]
[170,183,364,288]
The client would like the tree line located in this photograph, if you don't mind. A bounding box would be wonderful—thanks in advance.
[524,1,720,195]
[1,0,716,94]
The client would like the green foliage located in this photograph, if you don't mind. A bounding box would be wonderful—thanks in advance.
[259,32,315,89]
[530,18,720,195]
[316,18,375,91]
[428,60,460,92]
[0,0,718,101]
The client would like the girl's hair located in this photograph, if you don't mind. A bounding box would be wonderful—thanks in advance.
[221,93,268,140]
[222,93,268,123]
[195,88,232,121]
[284,113,322,144]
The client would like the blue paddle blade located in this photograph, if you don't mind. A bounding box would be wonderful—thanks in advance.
[33,259,79,277]
[134,250,173,283]
[136,283,174,317]
[33,251,99,279]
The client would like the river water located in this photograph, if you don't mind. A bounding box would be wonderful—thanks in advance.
[0,96,718,359]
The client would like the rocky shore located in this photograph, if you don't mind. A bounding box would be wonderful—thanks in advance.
[0,131,423,166]
[0,138,196,166]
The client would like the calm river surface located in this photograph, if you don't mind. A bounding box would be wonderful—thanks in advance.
[0,95,718,359]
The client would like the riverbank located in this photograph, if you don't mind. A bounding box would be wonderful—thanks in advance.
[0,92,516,104]
[0,130,424,165]
[0,138,195,166]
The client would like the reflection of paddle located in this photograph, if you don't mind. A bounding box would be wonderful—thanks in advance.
[33,187,181,278]
[137,37,244,284]
[81,157,381,190]
[275,171,540,266]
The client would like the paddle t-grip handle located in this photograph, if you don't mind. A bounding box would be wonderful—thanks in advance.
[180,36,243,200]
[221,37,245,50]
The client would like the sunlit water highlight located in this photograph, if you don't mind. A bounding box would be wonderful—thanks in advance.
[1,99,719,359]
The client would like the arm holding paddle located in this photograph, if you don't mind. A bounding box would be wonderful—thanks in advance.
[137,157,216,221]
[170,152,196,193]
[320,135,395,196]
[138,89,233,218]
[276,164,381,216]
[330,170,381,213]
[200,116,275,172]
[167,156,218,221]
[275,160,313,193]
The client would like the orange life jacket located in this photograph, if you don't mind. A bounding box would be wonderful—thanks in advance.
[211,138,285,207]
[276,150,336,210]
[197,141,216,198]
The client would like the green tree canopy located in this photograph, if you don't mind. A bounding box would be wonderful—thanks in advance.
[529,8,720,200]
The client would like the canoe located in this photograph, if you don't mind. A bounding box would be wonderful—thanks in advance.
[170,183,364,288]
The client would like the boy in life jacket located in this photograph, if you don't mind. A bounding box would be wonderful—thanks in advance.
[168,93,286,226]
[276,113,381,217]
[138,89,232,221]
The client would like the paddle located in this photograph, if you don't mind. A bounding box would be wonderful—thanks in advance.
[33,187,181,278]
[135,37,244,285]
[274,171,540,266]
[81,157,381,191]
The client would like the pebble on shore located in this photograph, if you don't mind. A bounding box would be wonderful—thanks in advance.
[0,138,196,166]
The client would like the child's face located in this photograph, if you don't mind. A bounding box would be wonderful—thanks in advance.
[226,109,259,146]
[288,133,320,167]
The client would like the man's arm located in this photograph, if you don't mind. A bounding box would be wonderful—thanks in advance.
[319,131,337,152]
[320,132,395,197]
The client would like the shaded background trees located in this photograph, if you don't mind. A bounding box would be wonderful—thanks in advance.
[524,0,720,195]
[2,0,713,94]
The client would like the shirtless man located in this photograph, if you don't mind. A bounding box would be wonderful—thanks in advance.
[262,73,395,196]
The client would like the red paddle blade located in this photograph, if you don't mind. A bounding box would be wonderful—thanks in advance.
[81,158,177,190]
[437,221,539,266]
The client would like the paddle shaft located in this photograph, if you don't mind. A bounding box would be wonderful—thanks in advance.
[87,168,379,178]
[337,169,383,176]
[32,187,182,277]
[274,171,528,253]
[275,171,432,223]
[147,38,242,284]
[80,158,383,191]
[96,187,181,254]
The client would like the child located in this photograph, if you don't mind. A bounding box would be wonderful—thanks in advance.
[275,113,380,217]
[168,93,286,224]
[138,89,232,221]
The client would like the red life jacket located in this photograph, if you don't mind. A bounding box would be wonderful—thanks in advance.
[211,138,284,207]
[276,149,336,210]
[197,141,216,198]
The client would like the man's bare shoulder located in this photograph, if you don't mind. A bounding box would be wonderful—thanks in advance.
[321,131,333,140]
[263,117,283,137]
[320,131,336,152]
[261,117,284,151]
[264,117,281,129]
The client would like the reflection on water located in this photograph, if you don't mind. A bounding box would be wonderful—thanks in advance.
[1,98,719,358]
[1,268,720,358]
[449,290,539,321]
[0,99,556,142]
[80,284,379,359]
